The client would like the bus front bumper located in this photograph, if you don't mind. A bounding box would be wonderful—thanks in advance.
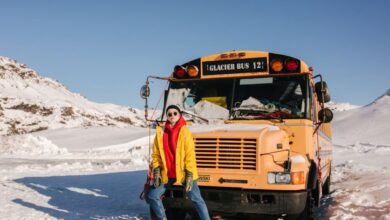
[163,186,307,215]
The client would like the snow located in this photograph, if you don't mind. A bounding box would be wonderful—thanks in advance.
[193,100,229,120]
[0,127,151,219]
[325,101,360,112]
[323,90,390,220]
[0,135,68,156]
[332,90,390,145]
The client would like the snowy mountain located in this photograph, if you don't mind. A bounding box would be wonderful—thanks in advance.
[325,101,360,112]
[0,56,146,135]
[329,90,390,219]
[332,89,390,146]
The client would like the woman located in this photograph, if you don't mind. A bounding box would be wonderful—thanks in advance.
[146,105,210,220]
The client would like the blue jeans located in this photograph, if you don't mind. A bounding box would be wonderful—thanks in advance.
[146,178,210,220]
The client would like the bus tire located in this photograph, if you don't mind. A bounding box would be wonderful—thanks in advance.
[322,175,331,195]
[299,190,315,220]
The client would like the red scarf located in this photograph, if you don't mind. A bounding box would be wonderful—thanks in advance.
[163,116,186,178]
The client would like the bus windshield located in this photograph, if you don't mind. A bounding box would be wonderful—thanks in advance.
[166,75,309,121]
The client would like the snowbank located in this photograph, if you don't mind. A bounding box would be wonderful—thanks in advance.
[0,135,68,156]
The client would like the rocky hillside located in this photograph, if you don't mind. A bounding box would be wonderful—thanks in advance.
[0,56,145,135]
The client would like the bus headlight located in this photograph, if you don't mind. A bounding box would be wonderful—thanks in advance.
[268,172,304,184]
[268,172,291,184]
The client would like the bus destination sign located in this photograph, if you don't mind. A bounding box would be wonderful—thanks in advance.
[202,57,267,75]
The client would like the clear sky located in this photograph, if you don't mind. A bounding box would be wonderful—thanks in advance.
[1,0,389,109]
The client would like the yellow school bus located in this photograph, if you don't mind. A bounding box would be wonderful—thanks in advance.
[141,50,333,219]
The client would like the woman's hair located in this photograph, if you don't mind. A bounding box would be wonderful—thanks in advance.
[166,105,182,115]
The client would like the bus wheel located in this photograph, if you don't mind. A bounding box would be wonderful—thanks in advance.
[322,175,331,195]
[298,190,315,220]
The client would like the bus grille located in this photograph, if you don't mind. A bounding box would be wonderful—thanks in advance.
[194,138,257,170]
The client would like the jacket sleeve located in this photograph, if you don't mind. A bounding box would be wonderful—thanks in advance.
[183,128,198,175]
[151,130,162,169]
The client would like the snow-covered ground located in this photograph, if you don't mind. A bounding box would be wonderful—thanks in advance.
[0,127,152,220]
[324,144,390,219]
[320,90,390,220]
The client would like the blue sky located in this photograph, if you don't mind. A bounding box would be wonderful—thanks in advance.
[1,0,389,109]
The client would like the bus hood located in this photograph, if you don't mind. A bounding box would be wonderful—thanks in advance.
[188,123,280,133]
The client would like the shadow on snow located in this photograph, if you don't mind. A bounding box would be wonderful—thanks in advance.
[12,170,336,219]
[13,170,150,219]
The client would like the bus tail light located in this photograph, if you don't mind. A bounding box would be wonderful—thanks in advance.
[270,59,283,72]
[187,65,199,77]
[174,65,186,78]
[285,59,299,71]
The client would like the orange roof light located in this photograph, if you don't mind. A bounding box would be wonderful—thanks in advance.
[187,65,199,77]
[291,172,305,185]
[271,59,283,72]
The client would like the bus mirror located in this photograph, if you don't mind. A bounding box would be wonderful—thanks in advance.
[315,81,331,103]
[140,85,150,99]
[318,108,333,123]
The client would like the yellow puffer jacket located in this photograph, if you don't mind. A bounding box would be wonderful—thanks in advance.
[152,125,198,184]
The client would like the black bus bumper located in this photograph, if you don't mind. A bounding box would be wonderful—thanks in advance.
[162,186,307,215]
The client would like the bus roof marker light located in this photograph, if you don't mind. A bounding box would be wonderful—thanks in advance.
[187,65,199,77]
[270,59,283,72]
[238,52,246,57]
[229,53,237,58]
[220,54,229,59]
[285,59,299,72]
[174,65,186,78]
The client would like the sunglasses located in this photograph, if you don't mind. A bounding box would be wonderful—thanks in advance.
[167,112,179,117]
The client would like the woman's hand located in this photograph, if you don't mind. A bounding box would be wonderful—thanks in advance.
[153,167,161,188]
[185,171,193,192]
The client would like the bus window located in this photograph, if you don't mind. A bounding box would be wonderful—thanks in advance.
[231,75,308,120]
[166,79,234,120]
